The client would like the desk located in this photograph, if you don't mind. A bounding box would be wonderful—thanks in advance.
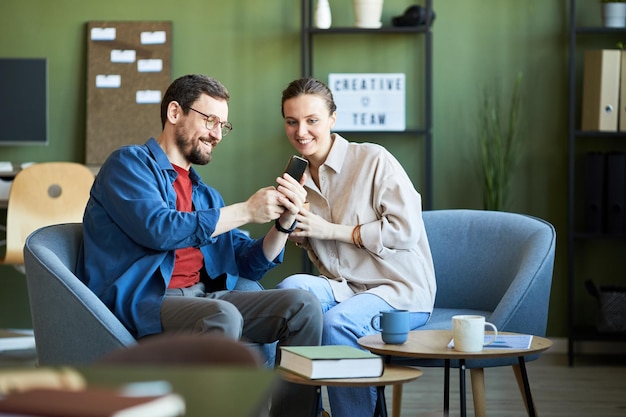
[359,330,552,417]
[279,365,423,417]
[79,365,276,417]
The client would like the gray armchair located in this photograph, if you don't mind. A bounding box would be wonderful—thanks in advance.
[23,223,276,366]
[392,209,556,417]
[420,209,556,342]
[24,223,135,365]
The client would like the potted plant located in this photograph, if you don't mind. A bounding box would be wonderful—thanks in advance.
[477,73,524,211]
[602,0,626,28]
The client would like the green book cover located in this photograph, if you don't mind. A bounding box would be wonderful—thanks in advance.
[280,345,379,360]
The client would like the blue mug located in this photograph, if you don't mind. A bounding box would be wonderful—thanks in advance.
[371,309,410,344]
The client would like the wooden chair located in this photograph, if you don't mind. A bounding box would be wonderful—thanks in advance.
[0,162,94,269]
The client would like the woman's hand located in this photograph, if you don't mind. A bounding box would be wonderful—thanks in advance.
[275,173,307,227]
[292,205,337,241]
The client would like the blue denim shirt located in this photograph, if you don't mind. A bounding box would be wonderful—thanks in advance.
[78,138,283,338]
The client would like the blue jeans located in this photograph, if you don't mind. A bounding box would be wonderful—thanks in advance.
[277,274,430,417]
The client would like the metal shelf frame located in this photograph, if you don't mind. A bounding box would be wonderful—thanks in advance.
[567,0,626,366]
[299,0,434,210]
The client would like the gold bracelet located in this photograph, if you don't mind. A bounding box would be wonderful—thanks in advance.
[352,224,363,249]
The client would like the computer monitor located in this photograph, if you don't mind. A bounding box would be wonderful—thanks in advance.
[0,58,48,145]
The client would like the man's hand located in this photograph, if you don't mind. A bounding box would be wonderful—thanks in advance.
[244,186,286,224]
[214,173,308,239]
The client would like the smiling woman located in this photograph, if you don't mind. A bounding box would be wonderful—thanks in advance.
[276,77,435,417]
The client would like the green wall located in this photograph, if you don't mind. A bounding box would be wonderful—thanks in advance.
[0,0,573,336]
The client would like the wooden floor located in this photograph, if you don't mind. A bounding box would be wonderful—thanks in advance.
[2,350,625,416]
[380,353,626,417]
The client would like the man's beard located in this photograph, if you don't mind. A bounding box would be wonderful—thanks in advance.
[175,132,213,165]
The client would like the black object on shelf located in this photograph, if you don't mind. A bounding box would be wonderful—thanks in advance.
[583,152,605,235]
[391,5,436,27]
[604,152,626,235]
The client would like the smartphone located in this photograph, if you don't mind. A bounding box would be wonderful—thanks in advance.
[283,155,308,182]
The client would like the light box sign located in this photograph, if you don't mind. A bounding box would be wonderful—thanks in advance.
[328,73,405,132]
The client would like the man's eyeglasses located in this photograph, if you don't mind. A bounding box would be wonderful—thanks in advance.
[187,107,233,137]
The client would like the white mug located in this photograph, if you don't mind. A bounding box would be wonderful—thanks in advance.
[452,315,498,352]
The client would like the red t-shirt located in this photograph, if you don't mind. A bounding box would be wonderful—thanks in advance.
[168,165,204,289]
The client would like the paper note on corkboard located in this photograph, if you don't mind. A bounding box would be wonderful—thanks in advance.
[85,21,172,165]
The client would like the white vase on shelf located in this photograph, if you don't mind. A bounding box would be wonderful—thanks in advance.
[314,0,332,29]
[353,0,384,29]
[602,3,626,28]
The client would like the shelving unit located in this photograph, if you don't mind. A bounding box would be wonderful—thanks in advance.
[567,0,626,366]
[299,0,433,210]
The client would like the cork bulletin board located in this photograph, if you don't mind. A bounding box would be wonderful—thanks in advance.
[85,21,172,165]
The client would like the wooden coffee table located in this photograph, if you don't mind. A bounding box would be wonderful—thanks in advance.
[279,364,423,417]
[358,330,552,417]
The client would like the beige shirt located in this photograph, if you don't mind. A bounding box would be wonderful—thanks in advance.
[303,134,436,312]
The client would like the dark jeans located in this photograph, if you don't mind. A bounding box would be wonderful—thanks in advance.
[161,282,323,417]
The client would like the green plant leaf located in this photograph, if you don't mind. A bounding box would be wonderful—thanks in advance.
[478,72,524,211]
